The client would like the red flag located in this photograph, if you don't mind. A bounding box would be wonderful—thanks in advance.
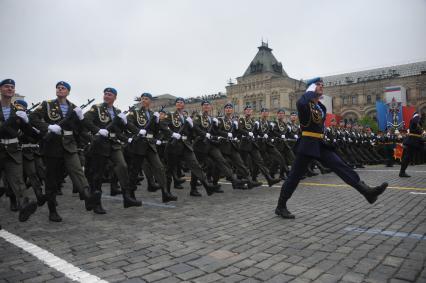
[325,114,342,127]
[402,106,416,129]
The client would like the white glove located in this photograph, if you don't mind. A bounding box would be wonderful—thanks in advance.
[248,132,254,137]
[128,138,133,143]
[118,113,127,124]
[233,120,238,129]
[98,129,109,137]
[205,133,211,139]
[270,122,275,129]
[263,134,268,139]
[281,135,286,139]
[254,121,259,127]
[294,134,299,139]
[212,118,218,125]
[227,132,233,138]
[16,111,29,123]
[233,137,238,141]
[156,140,162,145]
[333,139,337,143]
[153,112,160,122]
[349,138,353,142]
[172,132,181,139]
[138,129,147,136]
[73,107,84,120]
[186,117,193,127]
[48,124,62,135]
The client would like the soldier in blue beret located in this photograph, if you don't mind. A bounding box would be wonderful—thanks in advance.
[275,77,388,219]
[141,92,153,99]
[0,79,39,224]
[56,81,71,91]
[175,97,185,104]
[14,99,28,109]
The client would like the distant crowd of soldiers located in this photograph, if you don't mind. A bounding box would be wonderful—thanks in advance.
[1,79,425,226]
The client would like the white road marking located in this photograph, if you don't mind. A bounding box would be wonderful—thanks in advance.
[410,192,426,195]
[0,229,109,283]
[344,226,425,240]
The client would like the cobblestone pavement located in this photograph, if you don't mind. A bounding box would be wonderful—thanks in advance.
[1,165,425,283]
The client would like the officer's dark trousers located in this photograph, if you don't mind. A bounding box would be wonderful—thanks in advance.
[279,147,360,200]
[400,146,416,173]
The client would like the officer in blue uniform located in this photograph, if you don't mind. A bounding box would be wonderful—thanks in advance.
[275,77,389,219]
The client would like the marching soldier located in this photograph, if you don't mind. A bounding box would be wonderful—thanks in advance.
[257,108,290,180]
[126,92,177,202]
[84,87,142,213]
[0,79,38,222]
[275,77,388,219]
[399,112,425,177]
[216,103,261,189]
[271,109,295,170]
[191,100,247,192]
[237,105,281,187]
[30,81,93,222]
[162,97,218,196]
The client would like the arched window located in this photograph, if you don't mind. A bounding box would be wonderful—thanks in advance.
[367,95,372,104]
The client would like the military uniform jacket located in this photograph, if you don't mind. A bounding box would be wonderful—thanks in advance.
[404,116,424,149]
[271,119,291,151]
[127,107,159,155]
[237,116,259,152]
[287,122,301,140]
[257,119,274,150]
[30,99,81,157]
[294,91,327,158]
[216,115,238,154]
[192,113,217,154]
[0,102,34,163]
[162,110,193,153]
[84,103,138,156]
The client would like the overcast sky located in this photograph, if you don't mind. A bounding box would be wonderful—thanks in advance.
[1,0,425,110]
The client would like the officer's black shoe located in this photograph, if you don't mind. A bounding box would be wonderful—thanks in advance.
[247,180,262,189]
[110,183,122,196]
[9,195,19,212]
[266,175,281,187]
[202,182,216,196]
[399,172,411,178]
[34,188,46,207]
[190,188,202,197]
[147,182,161,192]
[355,181,388,204]
[47,201,62,222]
[18,198,38,222]
[275,198,295,219]
[162,191,178,203]
[123,191,142,208]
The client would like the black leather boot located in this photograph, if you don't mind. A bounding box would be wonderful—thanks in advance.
[123,188,142,208]
[9,194,19,212]
[399,171,411,178]
[33,187,46,207]
[201,180,217,196]
[93,192,107,214]
[189,178,202,197]
[275,196,295,219]
[265,174,281,187]
[147,182,161,192]
[247,178,262,189]
[48,200,62,222]
[18,197,38,222]
[354,181,388,204]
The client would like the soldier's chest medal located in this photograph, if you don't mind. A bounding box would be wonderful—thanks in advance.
[201,116,210,128]
[278,121,286,133]
[260,121,268,132]
[98,107,111,123]
[224,119,231,131]
[245,118,252,130]
[309,102,323,125]
[136,111,147,127]
[47,102,61,121]
[172,112,182,128]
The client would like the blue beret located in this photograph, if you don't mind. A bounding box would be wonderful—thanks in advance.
[201,100,210,106]
[244,105,252,110]
[175,97,185,103]
[141,92,153,99]
[56,81,71,91]
[104,87,117,95]
[277,108,285,113]
[224,103,233,108]
[306,77,323,86]
[290,111,297,115]
[0,79,15,87]
[14,99,28,109]
[260,108,269,113]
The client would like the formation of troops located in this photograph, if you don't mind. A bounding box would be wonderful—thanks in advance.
[1,78,425,225]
